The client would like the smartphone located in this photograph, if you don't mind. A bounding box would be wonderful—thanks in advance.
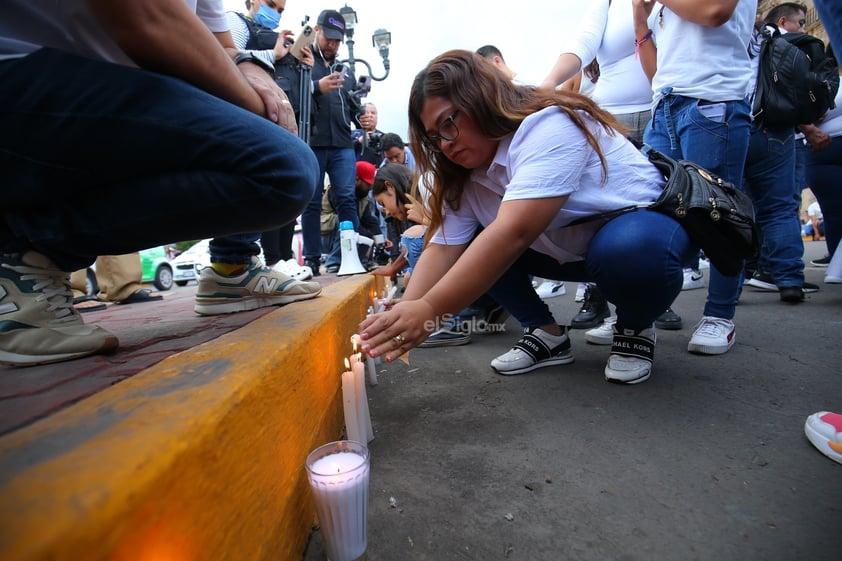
[337,64,349,80]
[289,25,314,61]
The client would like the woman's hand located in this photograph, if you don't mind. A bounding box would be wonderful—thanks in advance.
[358,299,437,361]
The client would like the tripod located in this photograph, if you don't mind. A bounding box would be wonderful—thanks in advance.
[298,64,312,143]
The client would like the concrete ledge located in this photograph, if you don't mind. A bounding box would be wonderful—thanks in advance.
[0,274,381,561]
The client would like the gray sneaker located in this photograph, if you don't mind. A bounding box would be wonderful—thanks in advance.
[0,252,118,366]
[194,255,321,315]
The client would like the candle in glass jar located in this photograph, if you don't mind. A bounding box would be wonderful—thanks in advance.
[306,441,370,561]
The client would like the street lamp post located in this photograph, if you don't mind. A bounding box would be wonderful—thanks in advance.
[338,4,391,82]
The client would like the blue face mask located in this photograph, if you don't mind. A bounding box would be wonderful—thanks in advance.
[254,4,281,29]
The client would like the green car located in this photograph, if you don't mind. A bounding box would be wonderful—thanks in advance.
[85,247,174,296]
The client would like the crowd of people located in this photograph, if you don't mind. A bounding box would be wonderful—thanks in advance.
[1,0,839,465]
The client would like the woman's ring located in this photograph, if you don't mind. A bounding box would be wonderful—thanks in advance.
[280,99,291,105]
[393,334,406,346]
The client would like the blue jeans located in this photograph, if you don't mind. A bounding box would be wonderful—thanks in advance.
[302,148,358,260]
[644,90,751,319]
[0,49,318,271]
[814,0,842,54]
[742,124,804,287]
[806,136,842,257]
[486,210,696,332]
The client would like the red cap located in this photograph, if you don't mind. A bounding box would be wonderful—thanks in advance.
[356,161,377,185]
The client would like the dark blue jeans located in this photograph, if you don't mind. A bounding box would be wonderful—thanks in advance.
[743,123,804,287]
[302,147,359,260]
[644,91,752,319]
[806,136,842,257]
[0,49,318,271]
[487,210,696,332]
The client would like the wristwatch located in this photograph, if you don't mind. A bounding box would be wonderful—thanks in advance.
[234,53,274,76]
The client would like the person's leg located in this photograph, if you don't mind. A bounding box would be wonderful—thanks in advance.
[300,148,328,266]
[325,148,360,231]
[806,137,842,258]
[1,49,317,271]
[95,253,143,302]
[587,210,693,330]
[261,227,283,267]
[813,0,842,51]
[742,124,805,293]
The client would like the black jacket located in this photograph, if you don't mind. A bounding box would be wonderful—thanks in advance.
[309,45,361,149]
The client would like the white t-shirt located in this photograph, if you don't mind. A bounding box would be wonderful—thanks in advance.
[817,84,842,138]
[649,1,757,104]
[430,107,665,263]
[808,201,823,221]
[0,0,228,64]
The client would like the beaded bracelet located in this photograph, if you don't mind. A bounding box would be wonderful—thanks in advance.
[634,29,653,59]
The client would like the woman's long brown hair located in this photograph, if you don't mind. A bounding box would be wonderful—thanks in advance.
[408,49,625,239]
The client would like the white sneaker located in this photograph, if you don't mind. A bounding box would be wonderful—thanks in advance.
[535,280,566,299]
[272,259,313,281]
[804,411,842,465]
[682,268,704,290]
[490,326,574,375]
[604,325,655,384]
[584,316,616,345]
[574,283,588,303]
[687,316,735,355]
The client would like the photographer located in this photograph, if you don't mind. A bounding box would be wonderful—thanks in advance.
[299,8,363,276]
[353,102,385,165]
[381,132,417,170]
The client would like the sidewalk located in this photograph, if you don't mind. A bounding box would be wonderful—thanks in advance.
[0,273,345,435]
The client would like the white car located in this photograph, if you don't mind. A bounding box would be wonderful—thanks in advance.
[171,239,210,285]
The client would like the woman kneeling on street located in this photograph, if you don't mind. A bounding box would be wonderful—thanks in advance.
[359,50,697,385]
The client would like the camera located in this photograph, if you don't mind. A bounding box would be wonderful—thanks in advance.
[367,131,384,151]
[370,234,390,266]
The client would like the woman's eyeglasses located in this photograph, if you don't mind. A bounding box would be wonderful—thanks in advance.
[423,110,460,153]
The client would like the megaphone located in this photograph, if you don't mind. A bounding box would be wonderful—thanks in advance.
[337,221,374,276]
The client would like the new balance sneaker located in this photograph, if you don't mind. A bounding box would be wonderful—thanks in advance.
[804,411,842,465]
[194,256,321,315]
[811,255,831,267]
[682,268,705,290]
[604,325,655,384]
[687,316,735,355]
[535,280,566,299]
[654,307,683,330]
[584,316,616,345]
[490,326,574,375]
[571,285,610,329]
[574,283,588,303]
[0,252,118,366]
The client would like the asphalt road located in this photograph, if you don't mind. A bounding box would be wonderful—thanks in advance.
[304,241,841,561]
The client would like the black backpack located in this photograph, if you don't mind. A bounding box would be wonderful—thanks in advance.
[752,26,839,127]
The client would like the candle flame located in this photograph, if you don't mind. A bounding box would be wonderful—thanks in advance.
[331,461,341,473]
[344,357,350,369]
[352,339,359,353]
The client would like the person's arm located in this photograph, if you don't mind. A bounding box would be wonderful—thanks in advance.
[799,124,832,152]
[632,0,657,83]
[538,0,608,90]
[658,0,738,27]
[89,0,296,129]
[360,196,567,360]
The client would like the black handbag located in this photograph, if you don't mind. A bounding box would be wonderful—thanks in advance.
[647,150,758,277]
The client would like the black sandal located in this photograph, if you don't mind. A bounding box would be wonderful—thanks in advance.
[117,288,163,305]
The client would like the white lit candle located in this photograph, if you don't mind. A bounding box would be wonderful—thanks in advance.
[341,358,362,444]
[350,351,374,443]
[306,441,370,561]
[352,333,378,386]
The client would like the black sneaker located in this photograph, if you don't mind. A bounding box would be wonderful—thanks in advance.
[304,258,321,277]
[780,282,819,303]
[654,307,683,330]
[418,321,471,348]
[746,270,777,291]
[811,255,831,267]
[570,285,610,329]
